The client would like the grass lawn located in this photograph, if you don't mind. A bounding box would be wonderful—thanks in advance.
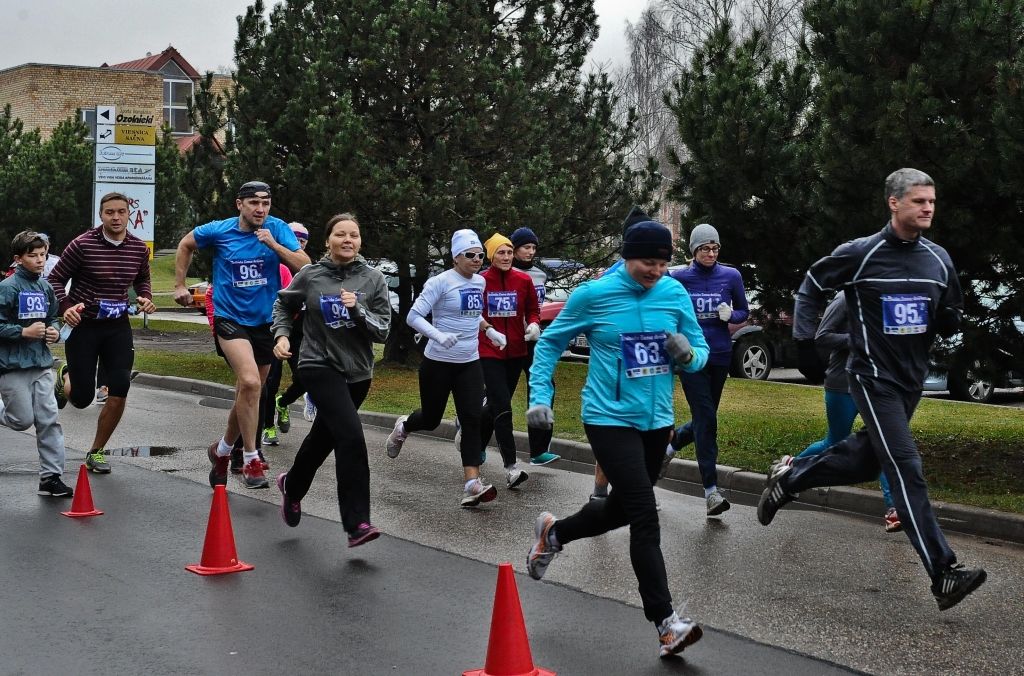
[147,253,203,308]
[62,324,1024,514]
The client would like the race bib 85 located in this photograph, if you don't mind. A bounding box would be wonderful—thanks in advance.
[460,288,484,317]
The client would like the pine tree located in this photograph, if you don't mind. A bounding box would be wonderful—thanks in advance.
[227,0,655,363]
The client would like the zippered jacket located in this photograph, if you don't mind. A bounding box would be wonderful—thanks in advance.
[669,261,749,366]
[529,265,709,431]
[0,266,60,372]
[478,265,540,360]
[272,254,390,383]
[793,222,962,393]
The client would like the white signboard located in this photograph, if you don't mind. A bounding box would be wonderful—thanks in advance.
[96,105,115,125]
[94,183,155,242]
[95,143,156,164]
[96,125,115,142]
[95,163,156,184]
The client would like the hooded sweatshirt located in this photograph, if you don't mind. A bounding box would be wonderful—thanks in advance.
[271,254,391,383]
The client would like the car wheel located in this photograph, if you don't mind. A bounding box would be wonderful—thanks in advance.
[948,362,994,403]
[732,336,773,380]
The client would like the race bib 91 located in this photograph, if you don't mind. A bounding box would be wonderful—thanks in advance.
[319,294,353,329]
[882,294,929,335]
[18,291,47,319]
[691,292,722,320]
[460,288,484,317]
[97,299,128,319]
[621,332,670,378]
[230,258,267,287]
[487,291,517,317]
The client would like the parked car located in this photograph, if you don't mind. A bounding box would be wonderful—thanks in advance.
[922,318,1024,403]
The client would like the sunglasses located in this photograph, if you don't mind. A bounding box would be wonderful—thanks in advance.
[460,252,485,260]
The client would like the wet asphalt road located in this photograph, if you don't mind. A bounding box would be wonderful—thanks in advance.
[9,382,1019,675]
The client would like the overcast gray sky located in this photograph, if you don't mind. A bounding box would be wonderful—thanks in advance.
[0,0,642,74]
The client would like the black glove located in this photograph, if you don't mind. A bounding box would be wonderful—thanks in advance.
[934,307,961,338]
[796,338,826,383]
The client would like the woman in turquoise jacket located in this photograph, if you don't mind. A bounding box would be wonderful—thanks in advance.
[524,220,710,659]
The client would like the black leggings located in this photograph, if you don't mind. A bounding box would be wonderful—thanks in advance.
[524,342,554,456]
[284,367,372,533]
[554,424,673,624]
[479,357,525,467]
[405,357,484,468]
[65,319,134,407]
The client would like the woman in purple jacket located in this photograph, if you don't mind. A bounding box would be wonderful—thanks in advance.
[663,224,749,516]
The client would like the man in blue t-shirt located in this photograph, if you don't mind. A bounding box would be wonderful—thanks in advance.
[173,181,309,489]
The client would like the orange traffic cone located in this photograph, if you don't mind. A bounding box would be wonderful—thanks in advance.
[464,562,556,676]
[185,485,254,576]
[61,464,103,518]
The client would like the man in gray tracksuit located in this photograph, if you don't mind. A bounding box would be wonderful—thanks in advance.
[757,168,987,612]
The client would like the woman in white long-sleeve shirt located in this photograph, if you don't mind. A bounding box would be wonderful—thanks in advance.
[384,229,506,507]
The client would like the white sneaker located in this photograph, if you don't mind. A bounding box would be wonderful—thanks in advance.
[706,490,730,516]
[526,511,561,580]
[303,393,317,422]
[460,478,497,507]
[94,386,108,404]
[386,415,408,458]
[658,611,703,657]
[506,466,528,490]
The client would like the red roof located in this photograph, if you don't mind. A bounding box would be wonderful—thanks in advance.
[175,134,224,155]
[103,46,201,79]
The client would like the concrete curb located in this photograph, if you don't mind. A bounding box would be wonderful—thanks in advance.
[134,372,1024,546]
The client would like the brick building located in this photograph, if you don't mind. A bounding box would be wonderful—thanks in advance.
[0,46,231,151]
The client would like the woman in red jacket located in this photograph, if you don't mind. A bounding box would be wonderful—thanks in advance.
[472,232,541,490]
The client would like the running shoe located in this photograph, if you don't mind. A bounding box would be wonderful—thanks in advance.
[229,447,243,474]
[347,522,381,548]
[303,393,317,422]
[528,451,560,466]
[37,474,73,498]
[257,448,270,471]
[53,363,68,409]
[931,564,987,611]
[275,394,290,433]
[770,454,794,475]
[506,466,528,490]
[706,490,730,516]
[276,473,301,527]
[657,611,703,658]
[658,445,675,480]
[241,457,270,489]
[261,426,279,447]
[526,511,561,580]
[208,442,229,487]
[85,449,111,474]
[588,493,608,502]
[884,507,903,533]
[94,386,108,404]
[460,478,498,507]
[385,415,408,459]
[757,459,797,526]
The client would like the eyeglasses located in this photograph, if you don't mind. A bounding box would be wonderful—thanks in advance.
[696,245,721,254]
[460,252,485,260]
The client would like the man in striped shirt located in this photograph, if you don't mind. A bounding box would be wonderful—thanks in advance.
[48,192,156,474]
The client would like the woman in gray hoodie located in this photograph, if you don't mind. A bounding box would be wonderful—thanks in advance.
[270,213,391,547]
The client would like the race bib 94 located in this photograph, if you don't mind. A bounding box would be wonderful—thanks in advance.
[319,294,353,329]
[882,294,929,335]
[621,332,670,378]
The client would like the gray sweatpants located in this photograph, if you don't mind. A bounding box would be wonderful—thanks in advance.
[0,367,66,478]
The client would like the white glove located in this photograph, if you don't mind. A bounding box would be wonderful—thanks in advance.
[526,404,554,429]
[524,322,541,342]
[436,332,459,349]
[485,327,507,350]
[717,302,732,322]
[665,332,693,365]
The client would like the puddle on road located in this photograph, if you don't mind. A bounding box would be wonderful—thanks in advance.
[101,446,181,458]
